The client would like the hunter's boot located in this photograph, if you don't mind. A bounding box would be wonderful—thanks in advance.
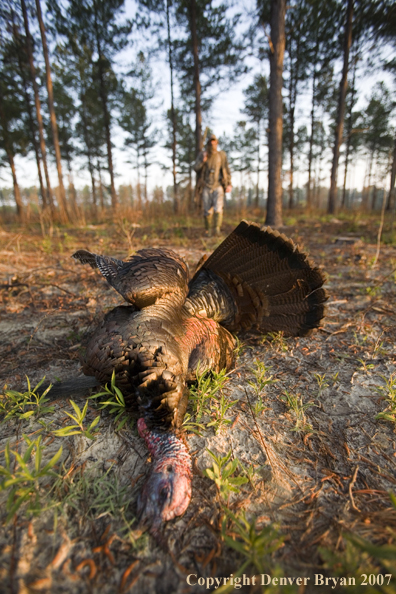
[204,214,213,237]
[214,212,223,236]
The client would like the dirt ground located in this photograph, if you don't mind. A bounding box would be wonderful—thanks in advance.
[0,214,395,594]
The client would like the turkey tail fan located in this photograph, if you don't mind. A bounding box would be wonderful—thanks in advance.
[187,221,327,336]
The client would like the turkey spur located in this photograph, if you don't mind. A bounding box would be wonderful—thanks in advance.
[72,221,327,533]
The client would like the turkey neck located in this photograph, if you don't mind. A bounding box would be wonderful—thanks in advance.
[138,418,192,473]
[137,417,192,531]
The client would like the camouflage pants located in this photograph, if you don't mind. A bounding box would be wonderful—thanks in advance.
[202,186,224,216]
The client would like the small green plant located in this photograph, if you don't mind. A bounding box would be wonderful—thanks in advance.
[207,391,238,434]
[182,412,206,436]
[188,367,229,422]
[252,398,268,416]
[52,400,100,439]
[89,371,130,431]
[314,373,329,396]
[0,377,55,421]
[357,358,375,373]
[320,495,396,592]
[280,391,314,432]
[0,435,63,522]
[237,459,262,491]
[203,449,248,500]
[220,510,285,582]
[375,373,396,426]
[50,463,145,548]
[248,360,277,398]
[233,337,249,358]
[262,331,288,353]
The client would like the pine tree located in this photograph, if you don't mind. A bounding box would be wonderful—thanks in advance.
[20,0,54,214]
[305,0,341,209]
[328,0,353,214]
[35,0,69,223]
[259,0,286,227]
[362,82,394,209]
[49,0,132,213]
[119,65,157,207]
[0,48,28,221]
[6,4,46,210]
[173,0,246,157]
[242,74,269,208]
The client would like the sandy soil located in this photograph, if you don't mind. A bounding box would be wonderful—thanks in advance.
[0,216,395,594]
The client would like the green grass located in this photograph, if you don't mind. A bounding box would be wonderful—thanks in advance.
[217,510,290,594]
[280,390,315,433]
[89,370,131,431]
[0,435,63,522]
[375,373,396,426]
[204,449,248,501]
[52,399,100,439]
[0,376,55,421]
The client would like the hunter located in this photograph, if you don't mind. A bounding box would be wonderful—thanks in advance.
[194,134,232,236]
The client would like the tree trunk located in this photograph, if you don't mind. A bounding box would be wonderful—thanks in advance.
[166,0,179,213]
[95,48,117,212]
[189,0,202,156]
[20,0,54,215]
[0,90,24,221]
[265,0,286,227]
[7,153,24,221]
[367,150,375,210]
[287,26,301,210]
[386,132,396,211]
[79,89,97,218]
[11,12,46,209]
[97,160,105,211]
[328,0,353,214]
[66,154,78,220]
[19,57,46,209]
[255,121,260,208]
[289,88,295,209]
[307,58,317,209]
[35,0,69,223]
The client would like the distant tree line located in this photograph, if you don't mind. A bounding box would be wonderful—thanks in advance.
[0,0,395,225]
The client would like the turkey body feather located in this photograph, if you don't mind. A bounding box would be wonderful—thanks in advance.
[71,221,327,533]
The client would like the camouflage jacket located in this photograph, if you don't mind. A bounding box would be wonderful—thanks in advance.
[193,150,231,191]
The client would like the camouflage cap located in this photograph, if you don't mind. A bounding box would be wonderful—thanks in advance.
[208,134,217,142]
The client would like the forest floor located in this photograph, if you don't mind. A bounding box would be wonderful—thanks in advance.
[0,211,396,594]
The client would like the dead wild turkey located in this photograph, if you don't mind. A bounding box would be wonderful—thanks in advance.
[72,221,327,533]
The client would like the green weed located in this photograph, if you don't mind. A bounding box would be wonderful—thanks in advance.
[358,358,375,373]
[204,449,248,501]
[89,371,130,431]
[207,391,238,434]
[280,391,314,432]
[233,337,249,358]
[188,367,229,422]
[248,360,277,398]
[217,510,287,594]
[314,373,329,396]
[52,400,100,439]
[0,377,55,421]
[0,435,62,522]
[375,373,396,426]
[262,331,289,353]
[237,459,262,491]
[181,412,206,436]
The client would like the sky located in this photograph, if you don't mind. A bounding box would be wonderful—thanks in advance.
[2,0,395,199]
